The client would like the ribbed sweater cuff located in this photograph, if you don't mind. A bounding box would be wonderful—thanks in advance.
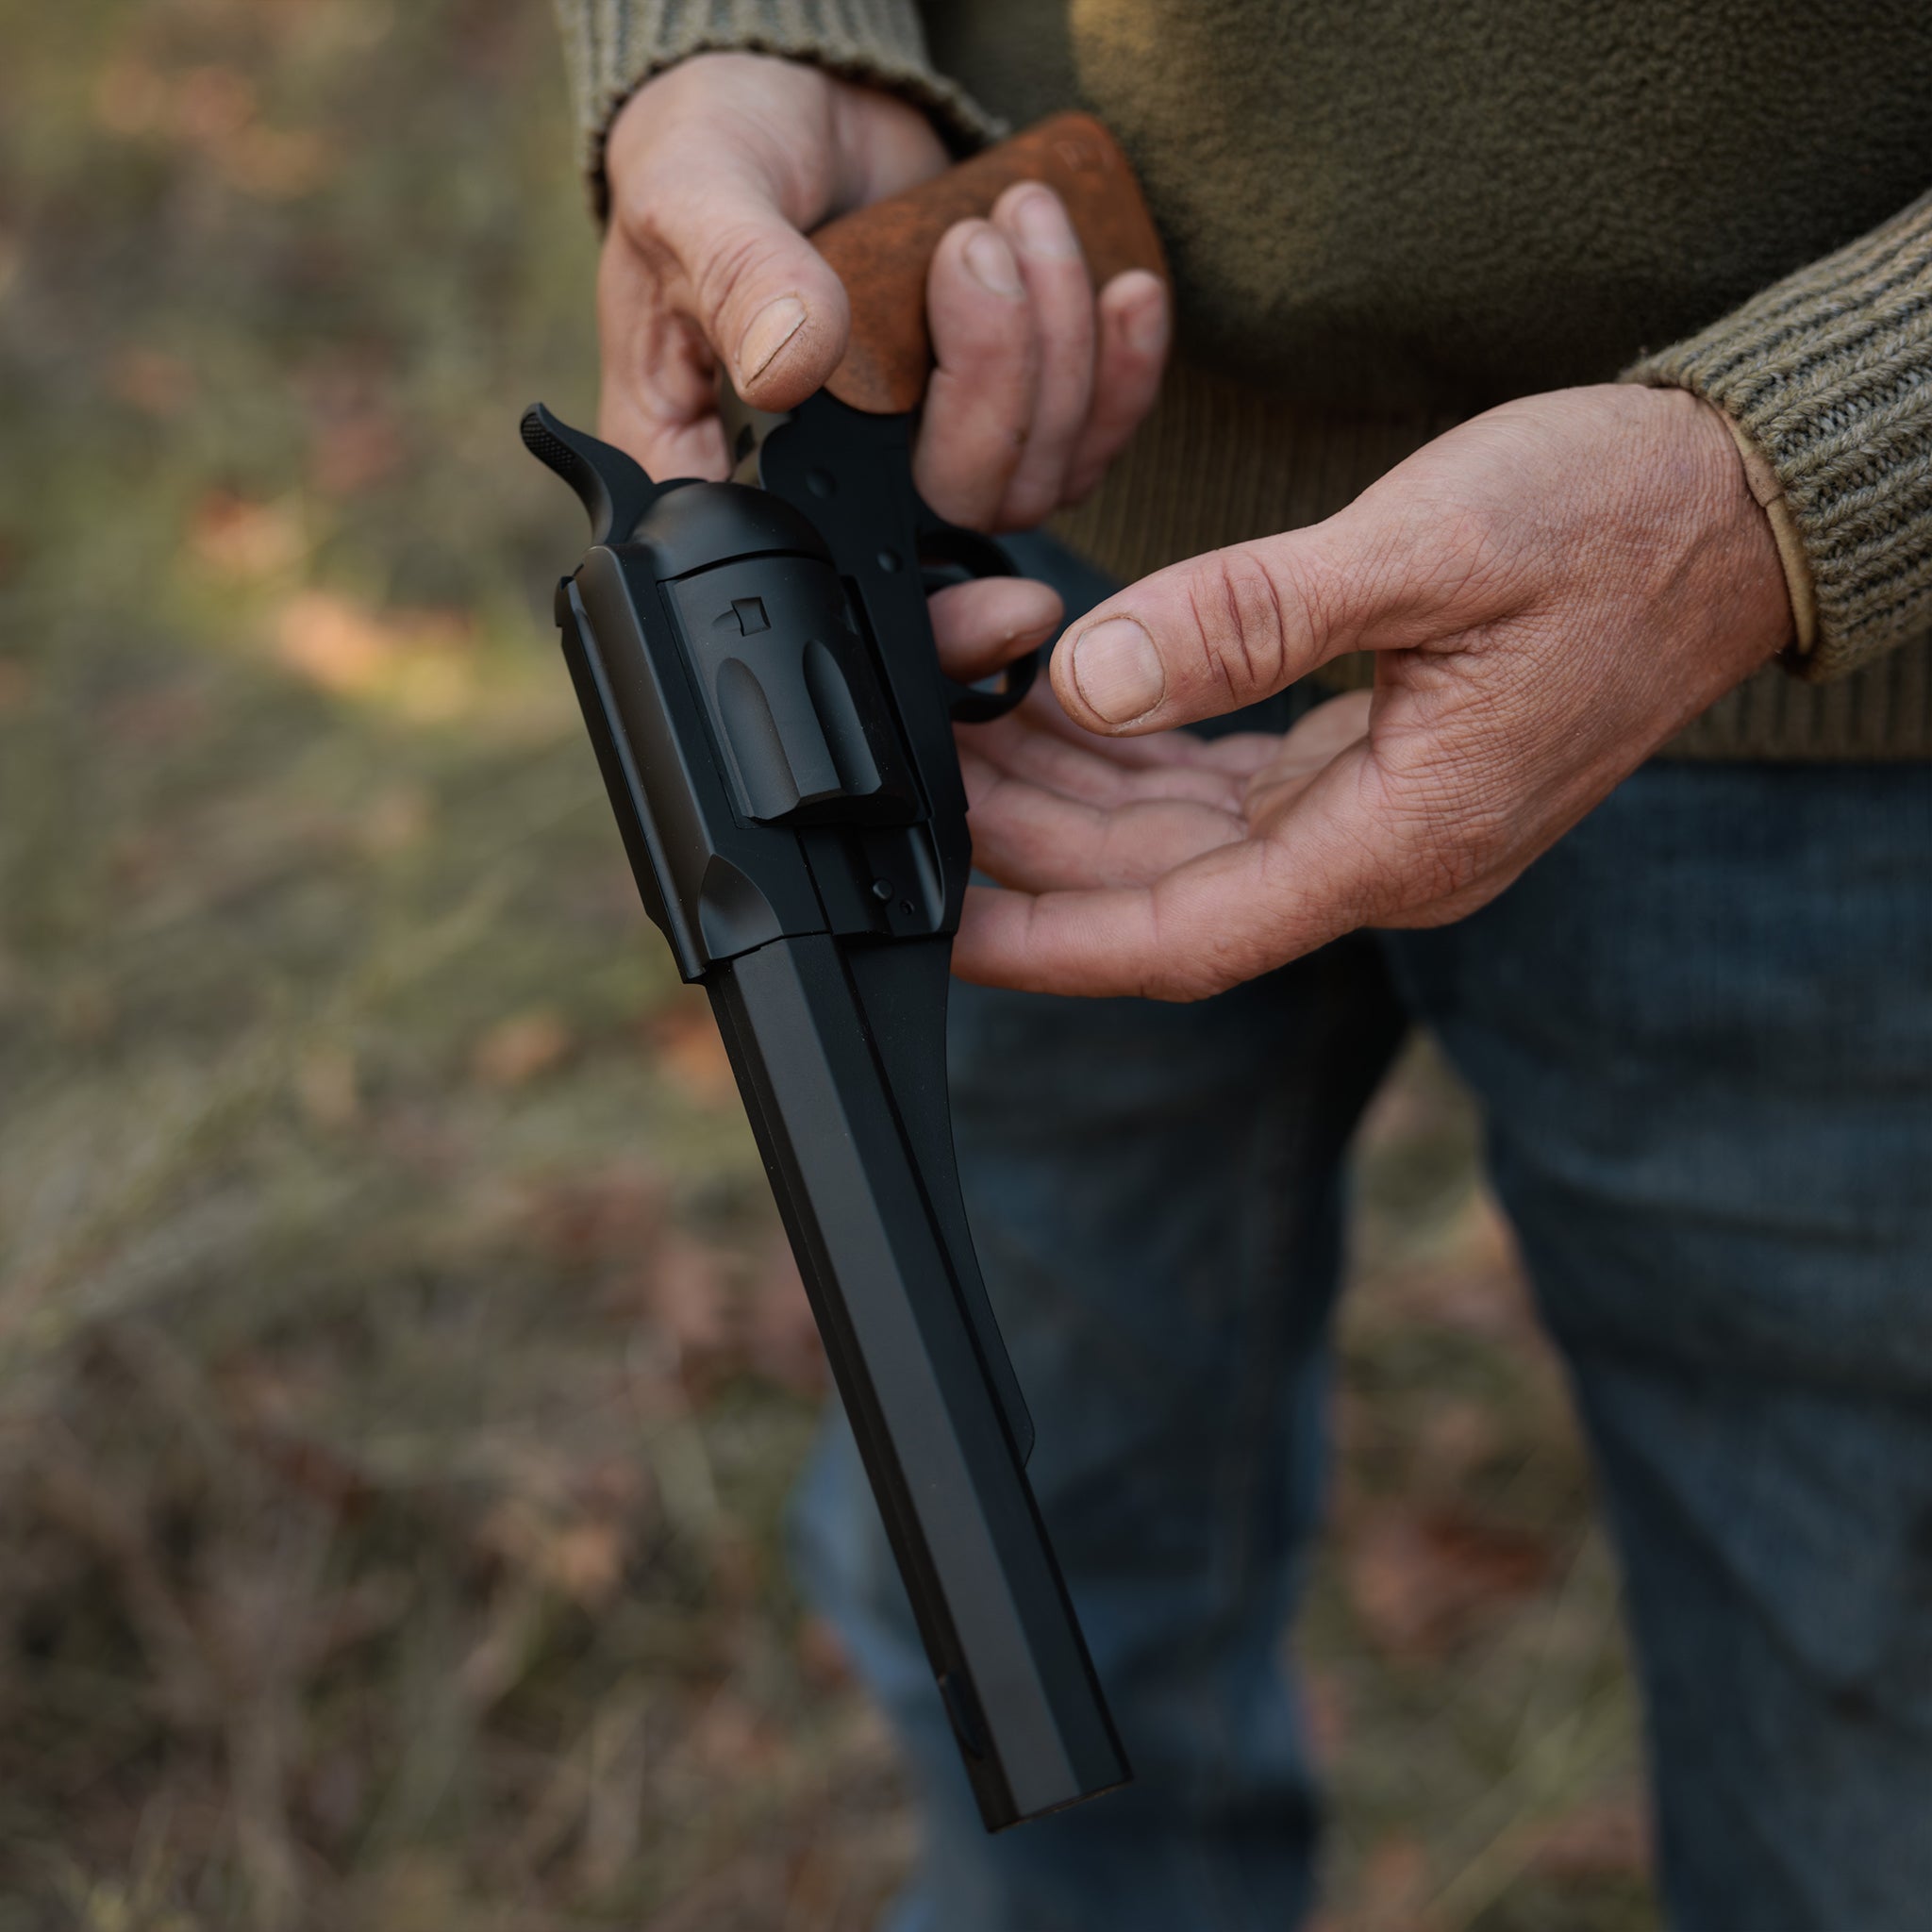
[1627,191,1932,684]
[553,0,1000,221]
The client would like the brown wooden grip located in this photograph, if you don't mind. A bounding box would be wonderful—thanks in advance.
[809,113,1168,415]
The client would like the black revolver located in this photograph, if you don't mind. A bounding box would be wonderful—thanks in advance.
[524,116,1164,1831]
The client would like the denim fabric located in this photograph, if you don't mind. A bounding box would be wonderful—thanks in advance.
[790,537,1932,1932]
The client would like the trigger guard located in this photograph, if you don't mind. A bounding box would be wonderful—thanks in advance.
[945,648,1039,724]
[920,523,1042,724]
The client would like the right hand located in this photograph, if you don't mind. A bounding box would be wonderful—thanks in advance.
[597,52,1170,533]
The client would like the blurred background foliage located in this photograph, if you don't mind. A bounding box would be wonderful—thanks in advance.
[0,2,1648,1925]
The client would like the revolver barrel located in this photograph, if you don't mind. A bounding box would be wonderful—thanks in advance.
[714,931,1125,1826]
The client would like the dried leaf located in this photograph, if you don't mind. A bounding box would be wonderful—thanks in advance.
[476,1499,630,1613]
[272,591,474,717]
[192,493,305,579]
[274,591,391,695]
[173,66,256,144]
[1345,1507,1554,1660]
[546,1521,625,1609]
[472,1009,573,1090]
[648,996,737,1108]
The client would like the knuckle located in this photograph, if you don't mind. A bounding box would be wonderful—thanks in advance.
[605,192,684,298]
[1140,916,1251,1001]
[690,221,781,323]
[1061,458,1108,508]
[1184,547,1295,703]
[999,471,1064,530]
[610,155,694,252]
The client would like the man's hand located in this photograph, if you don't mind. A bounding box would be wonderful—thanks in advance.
[943,384,1794,999]
[598,52,1168,529]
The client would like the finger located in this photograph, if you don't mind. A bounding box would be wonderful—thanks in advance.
[950,741,1385,998]
[1011,682,1196,765]
[927,575,1062,683]
[968,635,1279,781]
[967,709,1249,813]
[958,752,1246,891]
[1046,531,1350,736]
[987,185,1096,528]
[962,734,1239,825]
[915,219,1039,528]
[598,164,852,487]
[1064,270,1169,502]
[1048,491,1482,735]
[1186,731,1293,776]
[952,828,1331,1001]
[955,710,1522,999]
[1023,698,1286,779]
[631,144,853,405]
[953,875,1186,999]
[597,238,732,481]
[1005,674,1246,772]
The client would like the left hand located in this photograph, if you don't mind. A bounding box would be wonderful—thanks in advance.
[938,383,1794,999]
[596,53,1167,527]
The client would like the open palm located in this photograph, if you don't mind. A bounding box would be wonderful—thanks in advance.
[936,384,1793,1000]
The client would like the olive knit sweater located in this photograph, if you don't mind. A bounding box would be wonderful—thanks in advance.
[553,0,1932,759]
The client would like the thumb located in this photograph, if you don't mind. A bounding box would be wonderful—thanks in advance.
[606,141,855,416]
[691,193,850,409]
[1049,515,1441,735]
[666,161,854,409]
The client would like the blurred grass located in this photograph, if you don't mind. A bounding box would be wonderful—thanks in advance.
[0,4,1648,1926]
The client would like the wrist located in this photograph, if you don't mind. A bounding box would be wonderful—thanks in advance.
[1696,397,1818,661]
[1634,385,1798,680]
[1641,384,1808,675]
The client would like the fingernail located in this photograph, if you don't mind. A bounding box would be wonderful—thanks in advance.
[737,294,807,384]
[1071,617,1165,724]
[964,227,1024,298]
[1010,187,1078,258]
[1125,285,1168,357]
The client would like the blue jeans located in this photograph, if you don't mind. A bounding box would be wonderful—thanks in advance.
[791,541,1932,1932]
